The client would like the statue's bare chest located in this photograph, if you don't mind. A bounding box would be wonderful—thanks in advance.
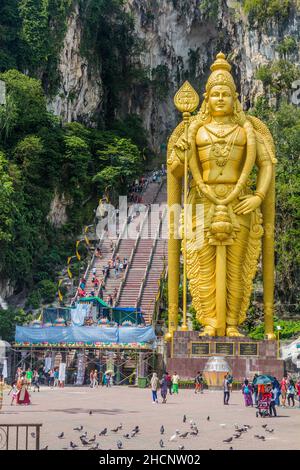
[196,124,246,166]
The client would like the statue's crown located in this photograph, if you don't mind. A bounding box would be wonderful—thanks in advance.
[206,52,236,95]
[210,52,232,73]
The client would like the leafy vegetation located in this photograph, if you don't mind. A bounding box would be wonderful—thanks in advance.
[243,0,292,25]
[248,319,300,340]
[0,307,33,342]
[0,71,145,304]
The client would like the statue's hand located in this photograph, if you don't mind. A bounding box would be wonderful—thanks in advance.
[233,195,261,215]
[175,137,190,154]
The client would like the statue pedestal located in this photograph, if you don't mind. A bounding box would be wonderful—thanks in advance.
[166,331,284,383]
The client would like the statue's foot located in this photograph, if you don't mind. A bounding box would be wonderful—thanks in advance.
[199,326,216,337]
[226,326,244,337]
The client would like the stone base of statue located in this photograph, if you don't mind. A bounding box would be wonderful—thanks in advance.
[166,331,284,384]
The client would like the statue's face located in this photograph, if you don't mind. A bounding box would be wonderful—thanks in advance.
[208,85,234,116]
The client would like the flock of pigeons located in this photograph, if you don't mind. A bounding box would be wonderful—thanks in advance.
[39,411,274,451]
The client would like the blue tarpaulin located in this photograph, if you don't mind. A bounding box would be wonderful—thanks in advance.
[15,325,156,345]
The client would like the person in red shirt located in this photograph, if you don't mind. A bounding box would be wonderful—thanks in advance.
[280,377,288,407]
[296,379,300,408]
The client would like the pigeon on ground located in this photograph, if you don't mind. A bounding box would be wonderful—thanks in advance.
[123,433,130,439]
[254,435,265,440]
[160,425,164,435]
[74,426,83,432]
[99,428,107,436]
[118,423,123,430]
[58,432,64,439]
[70,441,78,449]
[183,415,186,423]
[234,433,242,439]
[80,437,90,446]
[89,410,93,415]
[170,430,180,442]
[111,426,119,433]
[179,432,189,439]
[190,429,198,436]
[207,416,210,421]
[178,445,185,450]
[90,443,99,450]
[133,426,140,433]
[80,432,87,439]
[41,446,48,451]
[117,440,123,450]
[31,432,36,438]
[229,447,233,450]
[223,437,233,443]
[266,428,274,433]
[89,435,96,443]
[262,424,268,429]
[130,431,137,438]
[159,439,165,448]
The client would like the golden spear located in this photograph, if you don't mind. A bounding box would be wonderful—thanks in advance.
[174,81,199,331]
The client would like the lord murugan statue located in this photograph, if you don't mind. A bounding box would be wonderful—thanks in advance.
[166,53,276,340]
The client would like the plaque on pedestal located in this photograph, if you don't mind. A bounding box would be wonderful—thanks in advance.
[239,342,259,356]
[215,342,234,356]
[190,342,210,357]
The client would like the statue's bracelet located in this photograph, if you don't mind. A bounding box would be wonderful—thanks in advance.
[254,191,265,201]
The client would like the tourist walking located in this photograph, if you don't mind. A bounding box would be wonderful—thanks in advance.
[53,368,59,387]
[89,370,94,387]
[287,380,296,407]
[242,379,253,407]
[32,369,40,392]
[8,382,18,405]
[166,372,172,395]
[171,372,180,394]
[223,374,231,405]
[16,372,31,405]
[296,378,300,407]
[252,374,258,406]
[93,370,99,388]
[194,371,204,394]
[270,385,278,417]
[151,373,159,403]
[26,367,33,391]
[0,375,4,410]
[160,374,168,404]
[280,376,288,407]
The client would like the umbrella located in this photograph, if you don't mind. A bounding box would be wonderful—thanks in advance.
[252,375,275,385]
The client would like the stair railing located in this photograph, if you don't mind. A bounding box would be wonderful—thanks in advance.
[136,205,167,310]
[114,206,150,306]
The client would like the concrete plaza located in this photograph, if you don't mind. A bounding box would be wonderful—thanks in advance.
[0,386,299,450]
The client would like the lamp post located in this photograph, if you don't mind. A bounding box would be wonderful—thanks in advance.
[276,325,282,359]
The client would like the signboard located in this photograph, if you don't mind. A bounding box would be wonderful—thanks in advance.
[190,342,210,356]
[215,342,234,356]
[239,342,259,356]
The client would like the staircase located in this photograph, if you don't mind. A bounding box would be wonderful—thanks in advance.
[117,180,168,324]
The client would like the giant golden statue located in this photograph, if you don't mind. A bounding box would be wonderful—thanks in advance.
[167,53,276,340]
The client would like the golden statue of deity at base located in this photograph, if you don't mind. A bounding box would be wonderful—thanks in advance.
[167,52,276,340]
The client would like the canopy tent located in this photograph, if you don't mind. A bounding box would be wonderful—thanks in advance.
[15,325,156,347]
[102,307,144,325]
[79,296,109,307]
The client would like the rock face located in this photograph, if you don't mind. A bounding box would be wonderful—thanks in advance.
[47,191,73,228]
[48,3,103,125]
[50,0,300,151]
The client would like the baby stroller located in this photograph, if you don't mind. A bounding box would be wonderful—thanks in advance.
[256,393,271,418]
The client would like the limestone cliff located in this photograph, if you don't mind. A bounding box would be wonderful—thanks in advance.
[49,0,300,152]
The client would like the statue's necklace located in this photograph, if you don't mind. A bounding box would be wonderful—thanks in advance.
[204,125,239,167]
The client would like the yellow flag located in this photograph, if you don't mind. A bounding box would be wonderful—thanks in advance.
[67,256,72,265]
[76,240,81,261]
[67,267,73,279]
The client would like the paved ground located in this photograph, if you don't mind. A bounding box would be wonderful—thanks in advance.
[0,386,299,450]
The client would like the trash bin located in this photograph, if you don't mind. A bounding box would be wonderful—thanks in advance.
[138,377,148,388]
